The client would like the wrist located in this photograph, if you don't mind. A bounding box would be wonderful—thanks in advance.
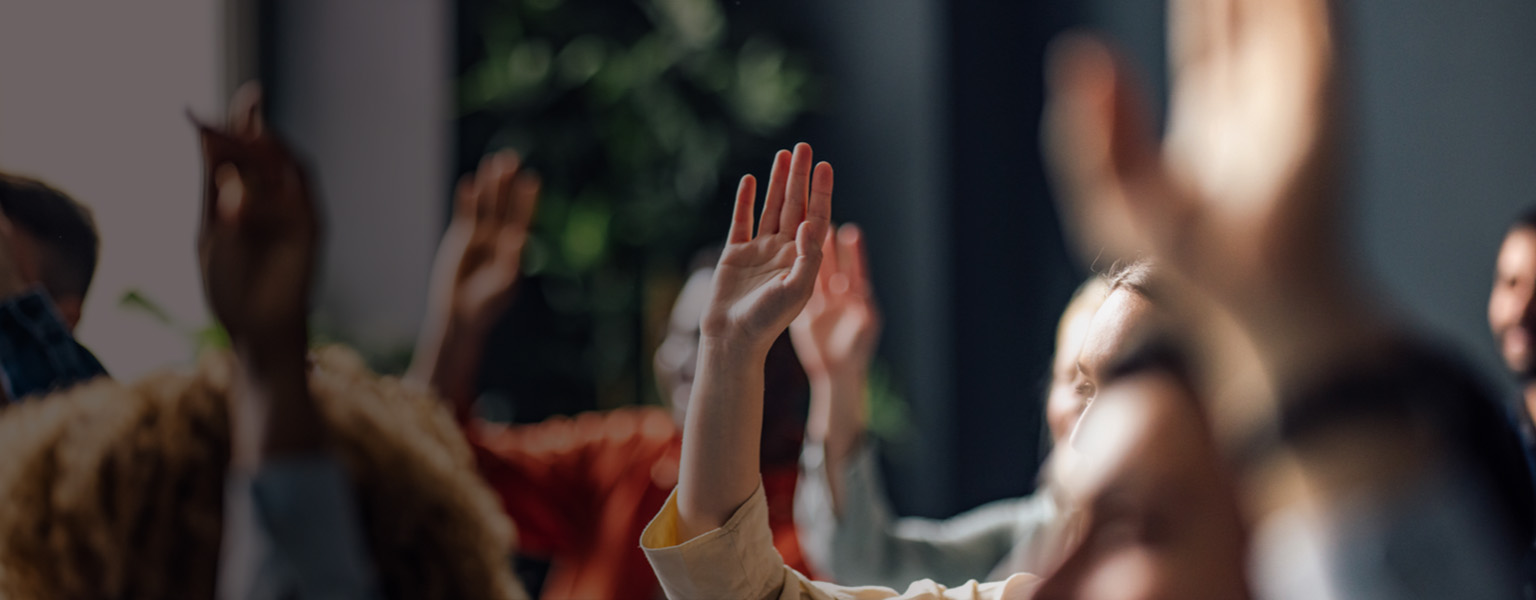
[697,334,773,367]
[808,370,868,460]
[232,325,309,376]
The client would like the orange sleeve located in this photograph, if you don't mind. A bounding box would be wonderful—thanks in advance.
[466,407,679,558]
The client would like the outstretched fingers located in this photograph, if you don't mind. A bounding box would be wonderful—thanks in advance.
[779,143,814,236]
[785,160,833,292]
[228,82,265,139]
[508,171,541,232]
[838,224,871,299]
[490,152,520,224]
[728,174,758,244]
[814,227,838,297]
[453,175,476,221]
[757,150,792,236]
[807,161,834,232]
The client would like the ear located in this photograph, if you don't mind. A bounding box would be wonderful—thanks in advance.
[52,295,83,332]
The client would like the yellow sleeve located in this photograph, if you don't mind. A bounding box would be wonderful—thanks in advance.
[641,483,1040,600]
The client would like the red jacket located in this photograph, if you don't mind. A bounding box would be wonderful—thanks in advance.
[469,406,812,600]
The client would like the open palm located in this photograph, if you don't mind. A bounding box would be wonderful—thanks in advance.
[429,151,540,332]
[791,224,881,380]
[702,143,834,354]
[1045,0,1341,306]
[193,86,319,344]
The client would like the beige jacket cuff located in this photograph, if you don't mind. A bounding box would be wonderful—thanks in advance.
[642,483,786,600]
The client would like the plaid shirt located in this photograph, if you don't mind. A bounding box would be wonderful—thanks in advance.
[0,288,106,401]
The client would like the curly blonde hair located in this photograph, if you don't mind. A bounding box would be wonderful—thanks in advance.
[0,346,527,600]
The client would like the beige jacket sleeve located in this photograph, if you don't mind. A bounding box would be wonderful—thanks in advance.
[641,483,1040,600]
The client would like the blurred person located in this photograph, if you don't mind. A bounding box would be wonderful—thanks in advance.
[1031,336,1249,600]
[0,347,526,600]
[405,148,814,600]
[1487,208,1536,595]
[791,224,1110,586]
[0,172,100,331]
[639,142,1254,599]
[1490,209,1536,465]
[0,87,529,599]
[1043,0,1533,597]
[0,174,107,400]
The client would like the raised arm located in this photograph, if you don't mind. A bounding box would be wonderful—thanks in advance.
[645,145,1041,600]
[194,87,325,470]
[790,223,881,513]
[1043,0,1529,594]
[676,142,832,537]
[195,85,381,600]
[406,151,539,420]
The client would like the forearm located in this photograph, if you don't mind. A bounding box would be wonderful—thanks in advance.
[806,371,867,515]
[230,327,325,472]
[405,313,484,421]
[677,336,768,540]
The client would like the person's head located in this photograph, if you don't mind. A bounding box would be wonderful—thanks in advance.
[1490,210,1536,380]
[1069,260,1162,432]
[0,173,101,330]
[0,347,526,600]
[653,247,809,464]
[1046,277,1109,445]
[1035,339,1250,600]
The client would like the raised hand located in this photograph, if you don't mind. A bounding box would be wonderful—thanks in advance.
[408,151,539,416]
[1044,0,1343,315]
[790,224,882,382]
[789,223,881,512]
[1042,0,1386,386]
[192,84,320,354]
[430,151,540,333]
[192,83,324,468]
[701,143,835,356]
[677,142,832,539]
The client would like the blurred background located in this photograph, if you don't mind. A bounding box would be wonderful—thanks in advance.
[3,0,1536,526]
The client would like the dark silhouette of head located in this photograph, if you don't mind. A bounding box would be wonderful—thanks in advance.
[0,173,100,330]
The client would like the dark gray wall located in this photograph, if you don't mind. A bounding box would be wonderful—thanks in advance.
[1092,0,1536,392]
[780,0,1080,517]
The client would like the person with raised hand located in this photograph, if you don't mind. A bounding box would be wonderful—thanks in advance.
[408,149,540,423]
[640,144,1038,600]
[1043,0,1532,597]
[406,148,819,599]
[191,84,379,600]
[790,224,883,516]
[0,86,524,600]
[791,228,1097,588]
[196,86,529,600]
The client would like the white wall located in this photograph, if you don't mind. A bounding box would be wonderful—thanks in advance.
[0,1,226,378]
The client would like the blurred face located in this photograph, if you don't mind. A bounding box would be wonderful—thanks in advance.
[654,268,713,424]
[1068,289,1154,431]
[1046,291,1104,445]
[9,228,83,330]
[1035,372,1250,600]
[1491,227,1536,379]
